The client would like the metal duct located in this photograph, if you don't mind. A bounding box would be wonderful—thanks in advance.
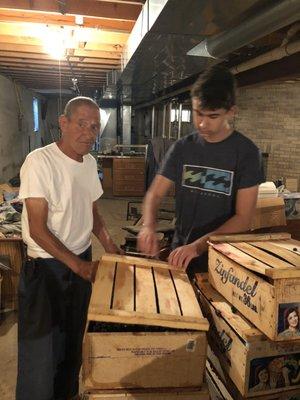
[187,0,300,58]
[231,39,300,74]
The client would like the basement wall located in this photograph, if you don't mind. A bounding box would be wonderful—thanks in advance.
[235,82,300,186]
[0,74,45,183]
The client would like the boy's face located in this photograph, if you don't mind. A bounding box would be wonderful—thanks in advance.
[192,97,235,142]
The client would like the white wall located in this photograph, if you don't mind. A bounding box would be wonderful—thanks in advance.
[0,74,45,183]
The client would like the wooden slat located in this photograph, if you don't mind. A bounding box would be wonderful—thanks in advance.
[112,262,134,311]
[102,253,184,272]
[209,232,291,243]
[269,239,300,255]
[153,268,181,316]
[196,273,264,342]
[249,241,300,267]
[88,307,209,331]
[89,260,115,311]
[210,243,272,275]
[230,242,294,270]
[135,267,157,314]
[171,271,202,318]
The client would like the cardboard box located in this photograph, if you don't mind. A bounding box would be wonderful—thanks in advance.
[83,254,208,390]
[251,197,286,230]
[208,232,300,341]
[197,275,300,398]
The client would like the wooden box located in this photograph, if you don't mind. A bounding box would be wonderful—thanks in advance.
[206,357,300,400]
[83,386,210,400]
[197,274,300,398]
[208,232,300,341]
[0,238,23,310]
[83,254,208,390]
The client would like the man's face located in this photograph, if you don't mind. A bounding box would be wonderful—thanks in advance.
[192,98,235,142]
[59,104,101,157]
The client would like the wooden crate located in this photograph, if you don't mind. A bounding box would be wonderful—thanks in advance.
[83,254,209,390]
[0,238,24,310]
[83,386,210,399]
[206,358,300,400]
[208,232,300,341]
[197,274,300,398]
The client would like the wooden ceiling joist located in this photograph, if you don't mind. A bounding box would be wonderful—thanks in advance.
[0,60,120,70]
[0,9,135,32]
[0,0,143,21]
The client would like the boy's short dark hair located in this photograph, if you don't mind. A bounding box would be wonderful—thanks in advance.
[191,65,236,110]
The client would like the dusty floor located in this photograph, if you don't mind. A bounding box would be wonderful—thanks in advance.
[0,198,131,400]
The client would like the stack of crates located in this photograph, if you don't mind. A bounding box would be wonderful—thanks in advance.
[196,232,300,400]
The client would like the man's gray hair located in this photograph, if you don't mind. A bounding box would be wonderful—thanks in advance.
[63,96,99,119]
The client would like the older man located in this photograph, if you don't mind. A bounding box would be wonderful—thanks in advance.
[16,97,119,400]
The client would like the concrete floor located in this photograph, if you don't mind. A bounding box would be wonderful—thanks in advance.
[0,198,130,400]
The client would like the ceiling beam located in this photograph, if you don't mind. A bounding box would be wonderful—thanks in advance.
[0,52,121,65]
[0,9,134,31]
[0,43,122,59]
[0,0,142,21]
[0,59,120,70]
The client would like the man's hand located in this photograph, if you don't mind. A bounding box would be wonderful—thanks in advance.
[75,260,99,282]
[137,226,159,256]
[168,243,199,270]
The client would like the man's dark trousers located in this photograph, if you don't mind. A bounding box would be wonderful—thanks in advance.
[16,247,92,400]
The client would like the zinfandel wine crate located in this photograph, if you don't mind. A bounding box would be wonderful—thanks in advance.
[83,254,209,390]
[197,274,300,398]
[208,233,300,341]
[206,357,300,400]
[82,386,210,400]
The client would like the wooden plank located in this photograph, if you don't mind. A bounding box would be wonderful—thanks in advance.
[250,241,300,267]
[0,9,135,32]
[209,232,291,243]
[153,268,181,316]
[265,268,300,279]
[102,253,184,272]
[89,260,115,311]
[83,386,210,399]
[135,266,157,314]
[230,242,294,270]
[209,243,272,276]
[112,262,134,312]
[269,238,300,255]
[0,0,143,21]
[88,307,208,331]
[171,271,202,318]
[196,274,262,342]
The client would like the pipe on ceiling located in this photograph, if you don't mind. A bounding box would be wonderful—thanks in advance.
[187,0,300,58]
[231,39,300,74]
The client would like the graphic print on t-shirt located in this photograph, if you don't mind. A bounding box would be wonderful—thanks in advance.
[182,164,234,196]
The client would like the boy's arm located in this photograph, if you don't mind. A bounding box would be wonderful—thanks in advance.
[137,174,173,256]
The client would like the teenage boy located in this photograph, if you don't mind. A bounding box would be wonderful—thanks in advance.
[138,65,264,277]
